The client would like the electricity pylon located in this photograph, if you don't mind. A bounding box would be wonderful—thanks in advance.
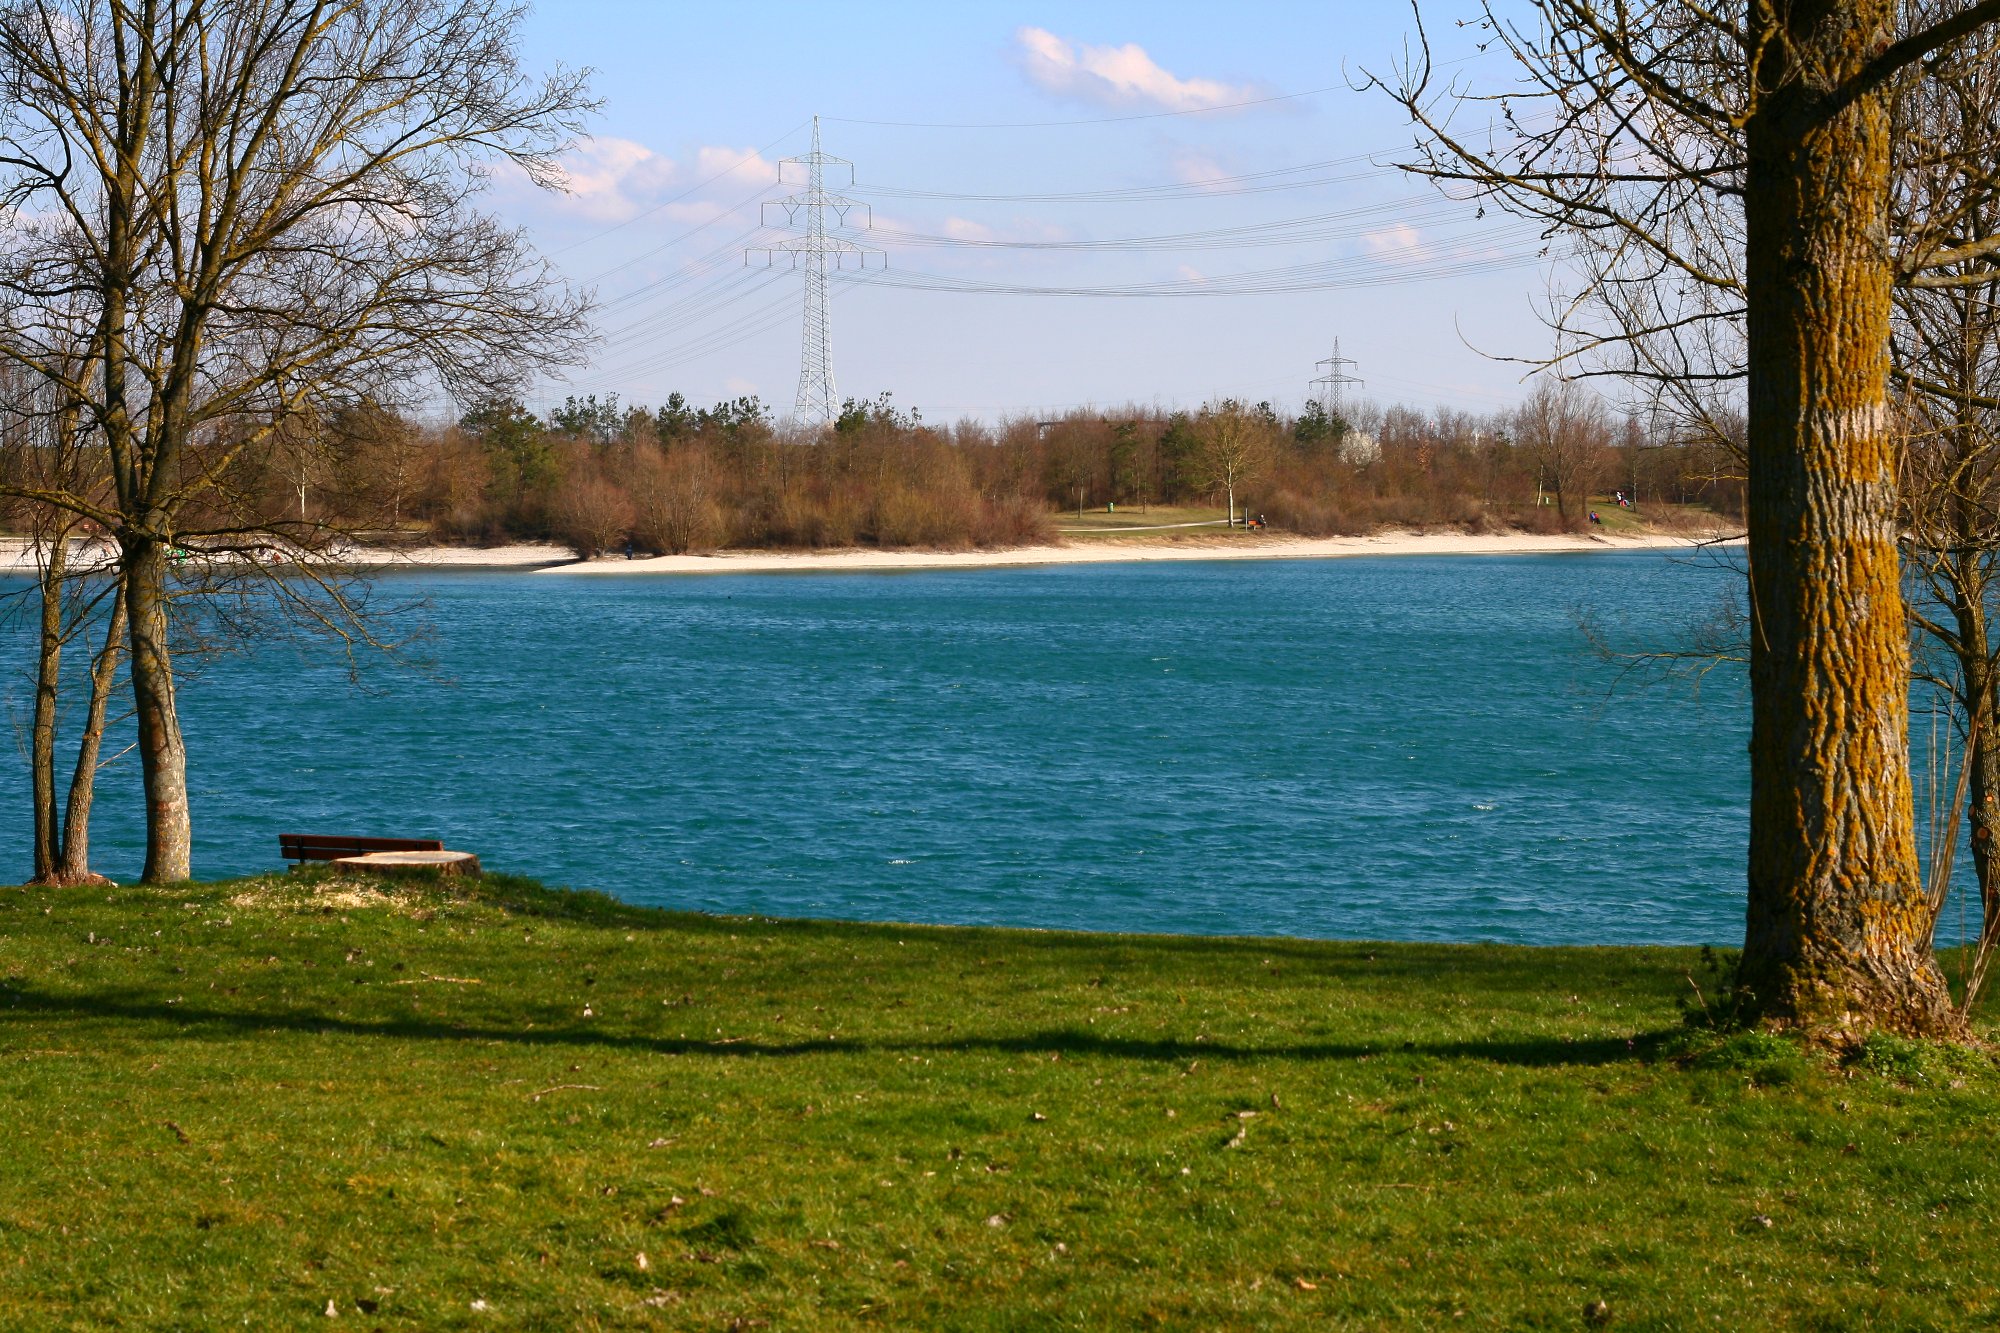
[747,116,882,426]
[1310,338,1363,421]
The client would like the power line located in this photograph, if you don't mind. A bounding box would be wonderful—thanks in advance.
[851,153,1396,204]
[861,198,1459,253]
[844,238,1537,298]
[822,84,1342,130]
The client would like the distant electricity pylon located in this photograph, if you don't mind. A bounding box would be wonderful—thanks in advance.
[747,116,883,426]
[1310,338,1363,421]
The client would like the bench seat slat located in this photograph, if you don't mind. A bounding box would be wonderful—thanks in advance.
[279,833,445,862]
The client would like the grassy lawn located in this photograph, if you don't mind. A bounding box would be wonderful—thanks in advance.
[1583,499,1736,538]
[1054,505,1239,539]
[1,872,1995,1329]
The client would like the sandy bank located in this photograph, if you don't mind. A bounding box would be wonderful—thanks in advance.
[540,529,1740,576]
[0,538,574,573]
[0,530,1740,577]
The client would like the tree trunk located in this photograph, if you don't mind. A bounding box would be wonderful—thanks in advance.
[1958,678,2000,1012]
[1739,1,1959,1035]
[123,537,192,883]
[56,580,127,886]
[29,529,67,882]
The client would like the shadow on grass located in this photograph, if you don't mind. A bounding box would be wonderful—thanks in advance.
[0,985,1670,1069]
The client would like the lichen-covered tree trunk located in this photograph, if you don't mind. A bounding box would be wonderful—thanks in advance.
[1740,0,1959,1035]
[123,537,191,883]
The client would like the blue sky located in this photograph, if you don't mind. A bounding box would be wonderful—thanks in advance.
[502,2,1549,424]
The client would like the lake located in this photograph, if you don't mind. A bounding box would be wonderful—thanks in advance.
[2,550,1777,943]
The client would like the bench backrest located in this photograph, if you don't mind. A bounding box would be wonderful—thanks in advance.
[280,833,445,862]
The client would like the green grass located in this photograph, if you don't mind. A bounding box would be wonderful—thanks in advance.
[2,872,1996,1329]
[1054,504,1239,539]
[1584,498,1733,537]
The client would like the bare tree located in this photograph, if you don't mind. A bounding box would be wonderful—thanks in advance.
[1195,400,1273,528]
[1513,378,1609,525]
[1,358,124,885]
[630,442,724,555]
[0,0,594,881]
[552,444,634,558]
[1378,0,2000,1036]
[1893,12,2000,1012]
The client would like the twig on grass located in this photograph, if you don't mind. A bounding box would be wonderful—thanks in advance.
[1683,971,1716,1027]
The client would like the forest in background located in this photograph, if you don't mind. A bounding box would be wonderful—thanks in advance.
[142,384,1745,559]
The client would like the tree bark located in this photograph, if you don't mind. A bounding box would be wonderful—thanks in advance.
[1958,675,2000,1012]
[29,529,67,882]
[57,580,127,886]
[1740,0,1959,1035]
[122,537,192,883]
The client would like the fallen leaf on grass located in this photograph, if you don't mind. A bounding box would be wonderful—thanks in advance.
[528,1084,601,1102]
[985,1214,1007,1228]
[324,1299,339,1317]
[164,1121,190,1144]
[642,1290,681,1308]
[811,1239,841,1251]
[647,1138,677,1149]
[1295,1278,1318,1291]
[636,1252,650,1271]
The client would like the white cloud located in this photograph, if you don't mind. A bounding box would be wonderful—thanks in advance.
[1014,27,1261,111]
[1360,224,1428,260]
[1170,150,1234,191]
[547,136,678,222]
[491,138,781,226]
[1176,264,1207,283]
[943,216,996,241]
[694,146,782,188]
[723,377,759,398]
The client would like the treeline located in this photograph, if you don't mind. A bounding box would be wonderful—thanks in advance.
[208,387,1747,557]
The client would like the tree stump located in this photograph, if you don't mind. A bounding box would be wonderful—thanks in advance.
[333,850,481,878]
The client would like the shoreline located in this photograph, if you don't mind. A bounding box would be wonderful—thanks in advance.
[537,528,1739,576]
[0,528,1742,577]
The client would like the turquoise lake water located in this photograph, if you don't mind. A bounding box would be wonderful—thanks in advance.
[2,550,1773,942]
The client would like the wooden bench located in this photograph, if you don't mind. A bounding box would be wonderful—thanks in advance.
[279,834,445,865]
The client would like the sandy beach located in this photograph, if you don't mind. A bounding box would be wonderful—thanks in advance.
[0,538,575,574]
[538,529,1739,576]
[0,529,1739,577]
